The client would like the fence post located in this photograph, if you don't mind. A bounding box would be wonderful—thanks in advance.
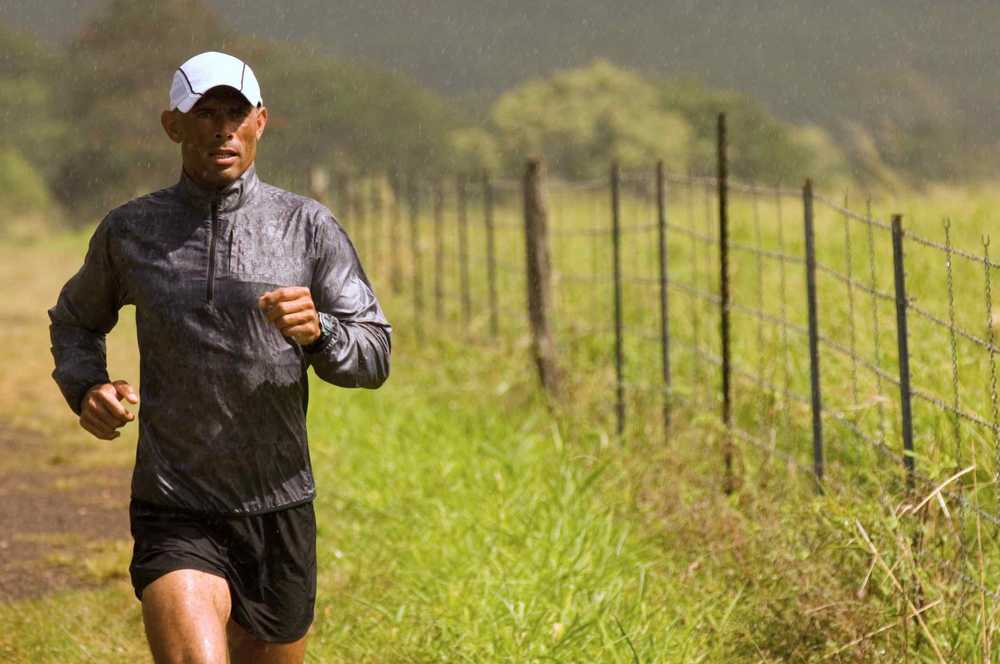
[890,214,916,490]
[433,179,445,321]
[611,162,626,437]
[717,113,734,491]
[656,160,671,441]
[408,175,424,341]
[353,176,367,261]
[483,171,499,337]
[335,173,348,223]
[457,174,471,328]
[523,159,560,396]
[370,177,383,283]
[803,178,825,488]
[389,171,403,294]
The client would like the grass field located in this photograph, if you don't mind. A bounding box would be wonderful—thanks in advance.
[2,176,1000,662]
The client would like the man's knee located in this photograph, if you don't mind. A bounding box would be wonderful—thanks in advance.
[227,619,310,664]
[141,569,231,664]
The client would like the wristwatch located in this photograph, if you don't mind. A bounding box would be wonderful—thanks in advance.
[303,312,336,353]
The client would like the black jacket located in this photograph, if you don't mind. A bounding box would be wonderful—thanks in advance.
[48,165,391,514]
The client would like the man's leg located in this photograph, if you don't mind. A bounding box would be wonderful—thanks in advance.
[227,619,309,664]
[141,569,232,664]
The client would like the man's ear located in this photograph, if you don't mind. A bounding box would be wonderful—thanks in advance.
[161,109,184,144]
[254,105,268,141]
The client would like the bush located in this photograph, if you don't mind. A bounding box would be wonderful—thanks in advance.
[492,60,692,178]
[0,148,52,215]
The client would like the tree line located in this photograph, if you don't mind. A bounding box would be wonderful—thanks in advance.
[0,0,930,229]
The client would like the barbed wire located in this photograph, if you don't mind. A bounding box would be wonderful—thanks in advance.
[908,387,999,435]
[728,239,805,265]
[728,300,810,338]
[813,193,893,232]
[664,278,723,306]
[908,229,1000,271]
[817,332,902,389]
[907,300,1000,355]
[665,221,717,246]
[382,170,1000,601]
[814,260,895,303]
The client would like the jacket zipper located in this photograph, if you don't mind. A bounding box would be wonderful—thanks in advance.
[207,200,220,303]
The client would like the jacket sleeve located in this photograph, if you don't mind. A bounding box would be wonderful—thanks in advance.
[305,213,391,388]
[48,215,126,415]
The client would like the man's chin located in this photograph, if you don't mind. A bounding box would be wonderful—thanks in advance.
[191,164,245,189]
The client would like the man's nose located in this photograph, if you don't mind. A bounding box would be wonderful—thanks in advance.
[213,116,238,139]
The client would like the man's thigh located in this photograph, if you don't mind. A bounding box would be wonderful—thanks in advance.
[228,619,309,664]
[141,569,231,664]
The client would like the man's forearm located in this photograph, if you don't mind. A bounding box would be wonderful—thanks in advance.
[305,315,391,389]
[49,322,112,415]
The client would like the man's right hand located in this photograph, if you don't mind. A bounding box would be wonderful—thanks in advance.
[79,380,139,440]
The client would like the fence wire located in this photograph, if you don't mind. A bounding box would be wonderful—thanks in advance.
[363,163,1000,630]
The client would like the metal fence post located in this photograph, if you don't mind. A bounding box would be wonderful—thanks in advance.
[890,214,916,490]
[656,160,671,441]
[717,113,734,490]
[611,162,626,437]
[803,179,825,487]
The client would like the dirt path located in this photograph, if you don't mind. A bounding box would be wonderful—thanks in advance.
[0,425,131,601]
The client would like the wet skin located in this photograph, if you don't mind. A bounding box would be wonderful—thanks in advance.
[77,87,316,663]
[160,85,268,190]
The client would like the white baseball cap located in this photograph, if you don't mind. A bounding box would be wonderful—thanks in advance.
[169,51,263,113]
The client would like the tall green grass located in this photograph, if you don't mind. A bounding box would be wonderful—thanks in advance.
[5,175,1000,661]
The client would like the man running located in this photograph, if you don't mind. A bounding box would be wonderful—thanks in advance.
[48,51,391,663]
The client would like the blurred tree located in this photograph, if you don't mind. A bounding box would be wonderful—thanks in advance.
[0,25,67,182]
[447,127,501,175]
[51,0,463,221]
[0,148,53,215]
[843,66,984,183]
[52,0,234,220]
[491,60,692,178]
[658,78,849,184]
[248,40,461,194]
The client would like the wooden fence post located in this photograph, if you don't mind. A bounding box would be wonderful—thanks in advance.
[523,159,560,396]
[484,171,499,337]
[389,171,403,294]
[457,174,471,327]
[408,175,424,341]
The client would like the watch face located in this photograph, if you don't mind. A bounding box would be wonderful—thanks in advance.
[319,312,336,337]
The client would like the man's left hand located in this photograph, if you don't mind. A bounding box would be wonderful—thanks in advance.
[259,287,321,346]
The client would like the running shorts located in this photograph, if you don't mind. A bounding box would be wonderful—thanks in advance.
[128,498,316,643]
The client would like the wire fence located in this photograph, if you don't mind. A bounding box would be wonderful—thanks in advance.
[324,115,1000,649]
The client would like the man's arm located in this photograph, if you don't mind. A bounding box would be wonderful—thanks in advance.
[48,215,136,437]
[259,216,391,388]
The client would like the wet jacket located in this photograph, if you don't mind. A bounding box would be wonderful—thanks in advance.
[48,165,391,514]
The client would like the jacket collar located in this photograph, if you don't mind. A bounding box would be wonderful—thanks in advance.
[177,164,260,214]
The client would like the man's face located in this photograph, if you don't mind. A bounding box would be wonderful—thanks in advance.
[160,86,268,189]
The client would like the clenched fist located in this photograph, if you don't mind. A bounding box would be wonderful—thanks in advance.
[258,286,321,346]
[80,380,139,440]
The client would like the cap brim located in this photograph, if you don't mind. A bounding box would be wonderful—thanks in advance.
[175,86,260,113]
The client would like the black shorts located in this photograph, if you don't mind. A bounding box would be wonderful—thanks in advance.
[128,498,316,643]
